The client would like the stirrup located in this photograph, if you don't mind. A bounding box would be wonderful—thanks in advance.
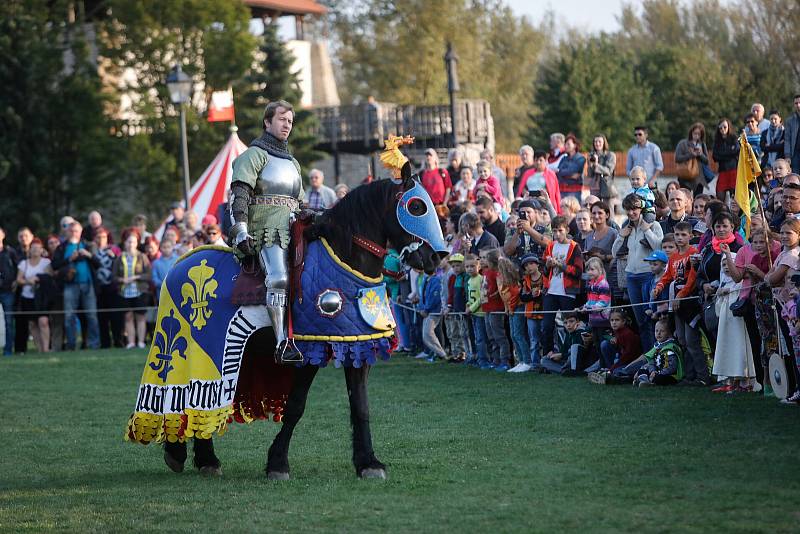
[276,338,304,364]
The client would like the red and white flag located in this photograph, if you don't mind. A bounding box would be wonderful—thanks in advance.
[208,88,235,122]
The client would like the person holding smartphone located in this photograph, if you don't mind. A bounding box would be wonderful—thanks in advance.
[503,200,552,266]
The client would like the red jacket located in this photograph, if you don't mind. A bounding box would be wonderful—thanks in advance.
[611,326,642,369]
[481,268,504,313]
[515,167,562,214]
[542,240,584,296]
[420,168,452,205]
[654,246,698,298]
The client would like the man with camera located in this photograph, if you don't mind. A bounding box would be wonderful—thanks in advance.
[504,199,552,266]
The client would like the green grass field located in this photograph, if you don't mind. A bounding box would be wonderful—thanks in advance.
[1,349,799,533]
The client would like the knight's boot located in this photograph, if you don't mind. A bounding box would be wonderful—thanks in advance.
[266,289,303,364]
[260,244,303,364]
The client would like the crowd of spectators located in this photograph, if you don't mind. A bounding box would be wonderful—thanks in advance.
[389,97,800,404]
[4,98,800,406]
[0,206,225,354]
[0,167,352,355]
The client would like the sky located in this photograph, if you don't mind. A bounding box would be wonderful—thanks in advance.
[504,0,629,33]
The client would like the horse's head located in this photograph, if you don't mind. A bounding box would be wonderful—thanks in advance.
[385,162,448,275]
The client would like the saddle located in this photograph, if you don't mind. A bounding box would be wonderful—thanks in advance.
[231,212,315,307]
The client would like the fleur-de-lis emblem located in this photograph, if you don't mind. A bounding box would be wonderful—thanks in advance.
[361,289,381,314]
[357,286,395,331]
[149,309,188,382]
[180,259,218,330]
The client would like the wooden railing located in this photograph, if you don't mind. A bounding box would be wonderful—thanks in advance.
[310,99,492,153]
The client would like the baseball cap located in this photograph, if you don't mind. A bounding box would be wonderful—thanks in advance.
[448,253,464,263]
[520,254,540,266]
[424,148,437,156]
[643,250,668,263]
[693,221,708,234]
[170,201,183,210]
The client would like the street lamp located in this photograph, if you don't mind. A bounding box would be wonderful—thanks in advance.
[444,42,460,147]
[166,64,193,212]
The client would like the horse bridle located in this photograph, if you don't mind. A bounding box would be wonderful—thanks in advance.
[350,235,422,281]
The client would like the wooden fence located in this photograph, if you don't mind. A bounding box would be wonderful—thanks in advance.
[310,99,492,153]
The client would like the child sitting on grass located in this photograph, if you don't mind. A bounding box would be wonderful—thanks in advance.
[632,317,684,387]
[587,308,642,382]
[539,312,592,375]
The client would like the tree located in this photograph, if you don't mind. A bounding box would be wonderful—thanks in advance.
[527,37,652,151]
[235,22,323,173]
[617,0,796,144]
[0,0,117,235]
[330,0,547,151]
[99,0,256,224]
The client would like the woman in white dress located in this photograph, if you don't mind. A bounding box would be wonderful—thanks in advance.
[713,248,756,392]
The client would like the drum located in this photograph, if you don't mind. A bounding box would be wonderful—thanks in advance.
[768,353,789,400]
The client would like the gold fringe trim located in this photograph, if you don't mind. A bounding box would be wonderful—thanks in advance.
[124,406,234,445]
[292,330,394,342]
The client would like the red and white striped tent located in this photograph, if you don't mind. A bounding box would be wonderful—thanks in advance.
[156,130,248,239]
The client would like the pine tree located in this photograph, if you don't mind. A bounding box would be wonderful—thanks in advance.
[235,22,322,174]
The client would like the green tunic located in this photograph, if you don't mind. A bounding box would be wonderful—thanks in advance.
[231,146,305,251]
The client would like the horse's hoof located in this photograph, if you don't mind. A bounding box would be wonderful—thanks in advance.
[199,465,223,477]
[163,451,185,473]
[359,468,387,480]
[267,471,290,481]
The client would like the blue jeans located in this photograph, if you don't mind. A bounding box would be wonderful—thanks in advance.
[471,315,489,365]
[600,339,618,369]
[509,308,530,364]
[541,293,577,354]
[527,318,542,366]
[0,291,14,355]
[392,301,410,350]
[63,283,100,350]
[625,272,654,351]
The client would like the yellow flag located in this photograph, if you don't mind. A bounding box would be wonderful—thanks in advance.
[734,133,761,238]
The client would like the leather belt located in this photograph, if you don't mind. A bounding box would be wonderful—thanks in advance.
[249,195,300,209]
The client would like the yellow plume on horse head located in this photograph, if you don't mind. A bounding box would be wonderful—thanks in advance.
[380,134,414,178]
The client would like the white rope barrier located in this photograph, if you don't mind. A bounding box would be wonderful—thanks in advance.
[391,281,772,316]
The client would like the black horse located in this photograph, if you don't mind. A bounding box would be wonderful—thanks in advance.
[163,170,443,479]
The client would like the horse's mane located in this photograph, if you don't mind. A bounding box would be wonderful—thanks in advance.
[305,179,398,257]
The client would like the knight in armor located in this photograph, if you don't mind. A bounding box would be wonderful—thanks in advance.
[229,100,305,363]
